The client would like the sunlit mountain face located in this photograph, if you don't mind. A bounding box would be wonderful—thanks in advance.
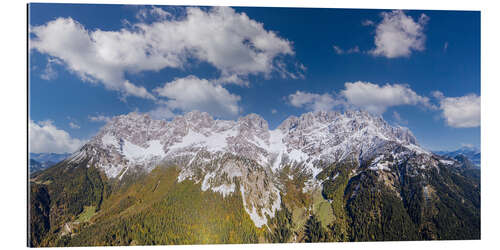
[29,110,480,246]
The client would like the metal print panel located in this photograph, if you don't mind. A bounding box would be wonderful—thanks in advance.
[28,3,480,247]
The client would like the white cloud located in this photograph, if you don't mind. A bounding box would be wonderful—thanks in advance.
[341,81,432,114]
[370,10,429,58]
[136,6,171,21]
[288,81,433,115]
[30,18,155,99]
[271,109,278,114]
[69,122,80,129]
[333,45,360,55]
[287,83,479,129]
[392,111,408,125]
[40,58,62,81]
[437,94,480,128]
[431,90,445,99]
[30,7,299,99]
[362,20,375,26]
[348,46,361,54]
[213,74,249,86]
[154,75,241,119]
[122,80,156,100]
[275,61,306,80]
[150,6,171,20]
[288,91,342,112]
[392,111,402,121]
[40,64,56,81]
[29,119,84,154]
[88,115,112,123]
[333,45,344,55]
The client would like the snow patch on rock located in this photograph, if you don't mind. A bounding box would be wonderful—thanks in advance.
[122,139,165,163]
[101,133,119,149]
[439,159,454,165]
[211,183,236,197]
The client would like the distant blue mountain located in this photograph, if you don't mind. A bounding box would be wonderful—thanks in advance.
[29,152,71,173]
[434,146,480,168]
[29,159,44,173]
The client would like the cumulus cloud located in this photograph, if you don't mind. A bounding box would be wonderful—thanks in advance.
[88,114,112,123]
[154,75,241,119]
[288,81,480,129]
[288,91,342,112]
[436,93,480,128]
[370,10,429,58]
[30,7,299,99]
[288,81,433,115]
[29,18,155,99]
[29,119,84,154]
[341,81,432,114]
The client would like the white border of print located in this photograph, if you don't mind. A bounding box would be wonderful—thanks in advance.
[2,1,498,250]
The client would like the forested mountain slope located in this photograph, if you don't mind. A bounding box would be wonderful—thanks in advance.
[29,111,480,246]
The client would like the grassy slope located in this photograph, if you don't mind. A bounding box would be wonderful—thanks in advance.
[312,190,334,227]
[51,166,261,246]
[75,206,96,223]
[318,162,353,241]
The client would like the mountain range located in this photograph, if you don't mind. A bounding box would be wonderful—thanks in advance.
[434,146,481,168]
[29,110,481,246]
[29,153,71,173]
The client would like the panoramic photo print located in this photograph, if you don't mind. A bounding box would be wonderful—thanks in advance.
[28,3,480,247]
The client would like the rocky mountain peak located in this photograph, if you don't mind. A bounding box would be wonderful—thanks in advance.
[111,112,153,125]
[277,110,416,146]
[83,110,425,175]
[94,112,167,148]
[178,110,215,128]
[238,113,268,130]
[276,115,299,132]
[64,109,436,228]
[236,113,269,142]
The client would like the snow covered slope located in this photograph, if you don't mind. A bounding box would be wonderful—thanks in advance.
[63,110,445,227]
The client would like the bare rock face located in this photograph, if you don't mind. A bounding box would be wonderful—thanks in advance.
[64,110,445,227]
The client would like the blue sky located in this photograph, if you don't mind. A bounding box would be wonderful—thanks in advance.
[28,4,480,153]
